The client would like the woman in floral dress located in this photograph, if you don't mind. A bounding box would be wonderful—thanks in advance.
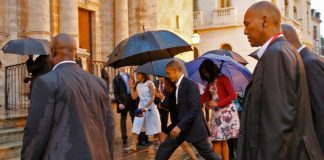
[200,59,240,160]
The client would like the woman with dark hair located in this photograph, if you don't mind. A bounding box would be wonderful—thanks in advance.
[200,59,240,160]
[128,72,162,151]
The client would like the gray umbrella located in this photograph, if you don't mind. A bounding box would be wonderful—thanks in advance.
[107,30,192,68]
[2,38,50,55]
[135,58,188,77]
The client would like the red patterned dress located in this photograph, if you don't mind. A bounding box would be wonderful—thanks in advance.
[201,75,240,141]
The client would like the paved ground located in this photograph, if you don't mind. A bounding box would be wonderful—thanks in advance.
[113,137,202,160]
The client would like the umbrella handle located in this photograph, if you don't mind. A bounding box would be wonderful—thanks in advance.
[220,60,225,71]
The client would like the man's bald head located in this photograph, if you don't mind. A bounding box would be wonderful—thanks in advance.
[244,1,282,47]
[52,33,77,65]
[281,24,302,49]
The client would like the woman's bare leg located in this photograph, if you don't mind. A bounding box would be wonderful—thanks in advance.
[221,140,229,160]
[181,141,197,160]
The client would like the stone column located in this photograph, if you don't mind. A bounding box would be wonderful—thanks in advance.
[100,0,114,59]
[26,0,51,40]
[114,0,129,46]
[59,0,79,44]
[128,0,139,36]
[0,0,9,44]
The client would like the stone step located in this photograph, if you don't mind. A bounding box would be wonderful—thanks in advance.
[0,128,24,145]
[0,109,27,130]
[0,116,26,130]
[0,142,22,160]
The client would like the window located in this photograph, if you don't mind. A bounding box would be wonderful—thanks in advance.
[314,26,318,40]
[176,15,180,30]
[285,0,289,17]
[220,0,231,8]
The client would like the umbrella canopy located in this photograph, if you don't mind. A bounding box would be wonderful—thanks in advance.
[107,30,192,68]
[135,58,188,77]
[186,53,252,92]
[2,38,50,55]
[205,49,249,65]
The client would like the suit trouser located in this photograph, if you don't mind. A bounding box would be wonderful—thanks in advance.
[155,136,220,160]
[120,109,135,142]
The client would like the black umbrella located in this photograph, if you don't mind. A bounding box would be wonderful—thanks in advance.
[205,49,249,65]
[2,38,50,55]
[107,30,192,68]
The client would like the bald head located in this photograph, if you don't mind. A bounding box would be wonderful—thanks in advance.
[244,1,282,47]
[281,24,302,49]
[52,33,77,65]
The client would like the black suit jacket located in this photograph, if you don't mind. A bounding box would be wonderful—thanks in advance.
[21,63,115,160]
[237,37,323,160]
[300,47,324,155]
[113,73,135,113]
[176,77,209,143]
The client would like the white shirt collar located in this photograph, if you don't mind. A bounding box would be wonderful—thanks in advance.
[298,45,306,53]
[52,61,76,70]
[257,34,284,58]
[175,74,184,88]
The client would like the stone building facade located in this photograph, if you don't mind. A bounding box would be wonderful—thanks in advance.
[194,0,322,71]
[0,0,194,107]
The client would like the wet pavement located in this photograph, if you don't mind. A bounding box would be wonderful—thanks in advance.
[113,137,202,160]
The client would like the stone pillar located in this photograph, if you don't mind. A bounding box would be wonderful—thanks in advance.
[128,0,139,36]
[26,0,51,40]
[0,0,9,44]
[59,0,79,45]
[114,0,129,46]
[100,0,114,58]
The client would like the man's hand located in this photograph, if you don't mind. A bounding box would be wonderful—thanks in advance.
[170,126,181,139]
[118,104,125,110]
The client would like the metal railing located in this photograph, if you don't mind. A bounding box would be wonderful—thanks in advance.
[87,60,136,94]
[212,7,237,27]
[5,63,30,110]
[4,60,136,110]
[193,11,203,27]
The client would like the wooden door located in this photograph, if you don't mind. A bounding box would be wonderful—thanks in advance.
[78,9,92,58]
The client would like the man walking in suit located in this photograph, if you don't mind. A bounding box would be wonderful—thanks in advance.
[155,60,219,160]
[113,67,136,145]
[282,24,324,155]
[237,1,323,160]
[21,33,115,160]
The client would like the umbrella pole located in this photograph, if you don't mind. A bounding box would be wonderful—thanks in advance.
[148,53,157,81]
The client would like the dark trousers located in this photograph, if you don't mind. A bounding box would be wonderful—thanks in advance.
[228,138,238,160]
[120,109,135,142]
[159,109,169,133]
[155,136,220,160]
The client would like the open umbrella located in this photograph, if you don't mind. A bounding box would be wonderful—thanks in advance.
[107,30,192,68]
[2,38,50,55]
[205,49,249,65]
[186,53,252,92]
[135,58,188,77]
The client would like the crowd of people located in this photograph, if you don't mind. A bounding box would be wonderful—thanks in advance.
[19,1,324,160]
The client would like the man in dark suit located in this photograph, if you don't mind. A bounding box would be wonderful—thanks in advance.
[113,67,136,145]
[282,24,324,155]
[237,2,323,160]
[21,33,115,160]
[155,60,219,160]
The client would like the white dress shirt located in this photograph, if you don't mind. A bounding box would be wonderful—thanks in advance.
[52,61,76,70]
[175,74,184,104]
[298,45,306,53]
[257,34,284,59]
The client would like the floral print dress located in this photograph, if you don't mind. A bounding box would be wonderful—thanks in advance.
[209,79,240,141]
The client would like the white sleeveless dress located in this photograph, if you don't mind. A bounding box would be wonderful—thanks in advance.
[131,80,161,135]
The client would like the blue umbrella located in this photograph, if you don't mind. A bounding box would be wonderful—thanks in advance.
[135,58,188,77]
[186,53,252,92]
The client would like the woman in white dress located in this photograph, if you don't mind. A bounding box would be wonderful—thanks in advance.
[128,72,163,151]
